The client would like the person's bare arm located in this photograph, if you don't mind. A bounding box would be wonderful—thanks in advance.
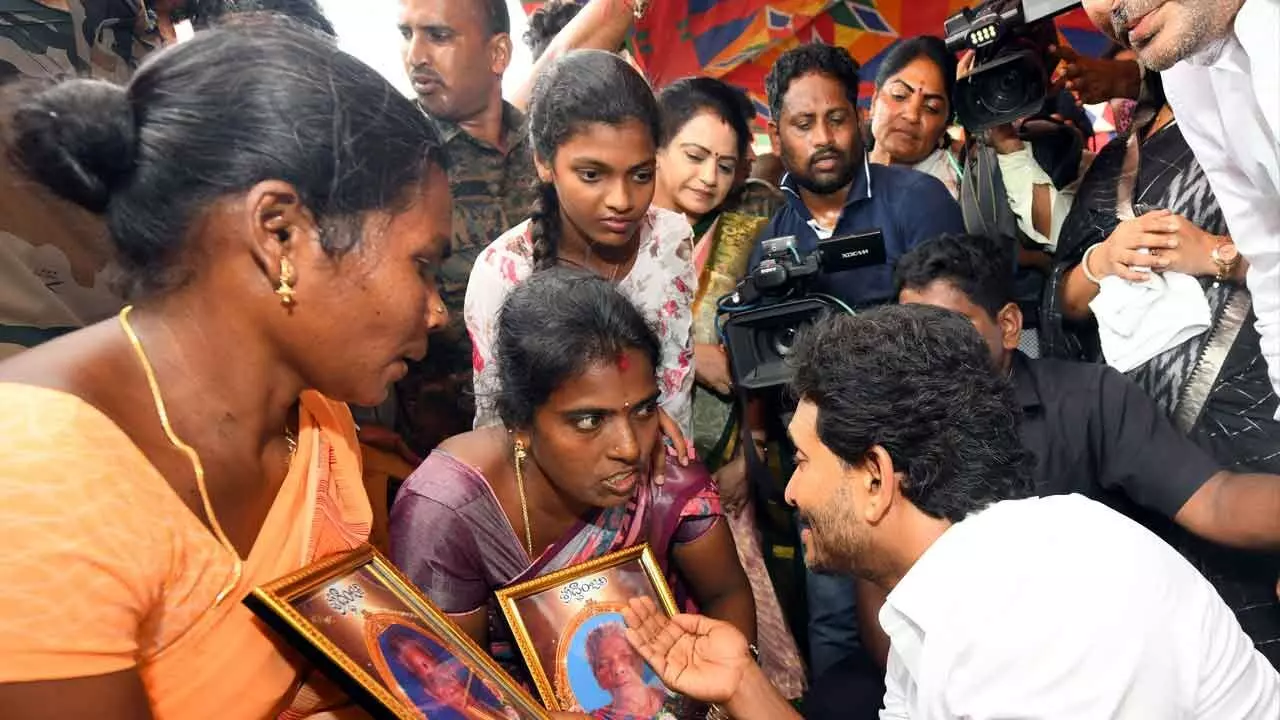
[509,0,639,111]
[724,664,803,720]
[450,606,491,650]
[672,521,757,644]
[1175,471,1280,550]
[0,670,152,720]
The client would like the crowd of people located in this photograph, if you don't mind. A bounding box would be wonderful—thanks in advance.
[0,0,1277,718]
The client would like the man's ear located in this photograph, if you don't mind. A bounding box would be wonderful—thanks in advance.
[767,120,781,156]
[997,302,1024,355]
[489,32,513,77]
[241,180,319,290]
[862,445,898,525]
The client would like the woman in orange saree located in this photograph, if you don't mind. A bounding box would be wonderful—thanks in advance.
[0,20,452,720]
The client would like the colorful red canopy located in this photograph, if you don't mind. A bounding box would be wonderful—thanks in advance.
[522,1,1111,125]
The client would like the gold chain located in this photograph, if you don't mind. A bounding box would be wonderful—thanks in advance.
[512,440,535,558]
[119,305,244,606]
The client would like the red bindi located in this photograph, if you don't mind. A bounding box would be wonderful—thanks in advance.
[616,352,630,372]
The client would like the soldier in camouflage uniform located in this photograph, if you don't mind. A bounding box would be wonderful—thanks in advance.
[0,0,170,359]
[394,0,540,456]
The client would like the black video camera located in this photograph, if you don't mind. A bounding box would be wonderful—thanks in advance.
[719,231,884,391]
[945,0,1081,130]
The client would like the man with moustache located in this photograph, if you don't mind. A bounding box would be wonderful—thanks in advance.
[747,41,965,683]
[393,0,540,455]
[621,305,1280,719]
[748,43,964,311]
[1081,0,1280,403]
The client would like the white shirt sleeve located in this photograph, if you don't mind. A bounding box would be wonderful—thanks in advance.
[878,649,911,720]
[995,143,1079,252]
[1163,62,1280,408]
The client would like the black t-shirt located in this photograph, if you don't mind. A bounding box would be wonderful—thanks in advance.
[1012,352,1220,518]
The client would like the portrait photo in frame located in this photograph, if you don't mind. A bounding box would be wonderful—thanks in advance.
[246,545,549,720]
[496,545,687,718]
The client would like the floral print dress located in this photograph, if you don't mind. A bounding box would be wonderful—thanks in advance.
[464,207,696,436]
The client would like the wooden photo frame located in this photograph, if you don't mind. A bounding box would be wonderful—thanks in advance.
[246,545,549,720]
[495,545,686,716]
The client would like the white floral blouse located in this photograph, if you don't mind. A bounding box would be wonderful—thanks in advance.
[464,207,697,436]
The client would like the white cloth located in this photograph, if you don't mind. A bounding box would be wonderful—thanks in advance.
[995,143,1082,252]
[1161,0,1280,409]
[878,494,1279,720]
[1090,268,1213,372]
[912,148,960,201]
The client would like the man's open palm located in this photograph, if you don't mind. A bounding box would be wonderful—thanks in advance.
[621,597,751,704]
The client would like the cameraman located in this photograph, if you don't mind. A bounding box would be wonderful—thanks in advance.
[749,43,964,311]
[742,42,963,684]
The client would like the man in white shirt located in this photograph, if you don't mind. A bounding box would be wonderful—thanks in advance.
[620,304,1279,719]
[1081,0,1280,403]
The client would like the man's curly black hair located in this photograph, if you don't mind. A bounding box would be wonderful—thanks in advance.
[892,233,1014,319]
[789,305,1034,522]
[524,0,583,60]
[765,42,860,122]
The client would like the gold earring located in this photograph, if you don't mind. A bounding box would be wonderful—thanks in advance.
[275,257,296,307]
[513,437,528,463]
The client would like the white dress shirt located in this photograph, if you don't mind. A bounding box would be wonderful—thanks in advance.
[878,495,1279,719]
[1161,0,1280,407]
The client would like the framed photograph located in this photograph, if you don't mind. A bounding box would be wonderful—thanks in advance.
[495,545,687,718]
[246,545,549,720]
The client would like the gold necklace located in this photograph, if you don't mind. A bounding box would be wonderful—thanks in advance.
[556,253,621,282]
[119,306,244,606]
[512,441,535,558]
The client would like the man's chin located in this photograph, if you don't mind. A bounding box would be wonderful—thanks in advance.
[793,170,855,196]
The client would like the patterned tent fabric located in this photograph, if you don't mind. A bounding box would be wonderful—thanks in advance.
[522,1,1111,126]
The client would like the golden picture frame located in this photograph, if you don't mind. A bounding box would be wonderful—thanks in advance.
[246,545,549,720]
[495,545,687,716]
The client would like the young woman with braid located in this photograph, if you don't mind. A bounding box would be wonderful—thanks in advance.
[464,49,698,448]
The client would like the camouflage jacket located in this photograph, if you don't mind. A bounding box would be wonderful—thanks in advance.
[0,1,161,359]
[395,102,539,454]
[0,0,162,83]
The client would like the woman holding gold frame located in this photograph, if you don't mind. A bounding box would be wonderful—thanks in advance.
[0,19,452,720]
[390,271,755,694]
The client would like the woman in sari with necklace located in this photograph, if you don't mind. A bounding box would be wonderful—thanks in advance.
[0,20,453,719]
[1045,70,1280,666]
[390,271,755,691]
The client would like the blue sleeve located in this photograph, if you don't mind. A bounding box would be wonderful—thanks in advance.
[897,173,965,250]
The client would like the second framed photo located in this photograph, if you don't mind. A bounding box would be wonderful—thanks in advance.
[495,544,687,718]
[245,545,549,720]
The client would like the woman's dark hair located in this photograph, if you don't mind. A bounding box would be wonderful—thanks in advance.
[495,268,660,429]
[657,77,753,162]
[524,0,583,60]
[191,0,336,36]
[789,305,1034,523]
[8,19,443,297]
[526,49,661,271]
[873,35,957,115]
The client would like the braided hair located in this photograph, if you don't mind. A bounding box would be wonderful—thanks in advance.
[526,49,661,271]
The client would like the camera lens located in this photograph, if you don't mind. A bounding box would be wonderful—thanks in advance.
[979,66,1031,114]
[772,326,799,357]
